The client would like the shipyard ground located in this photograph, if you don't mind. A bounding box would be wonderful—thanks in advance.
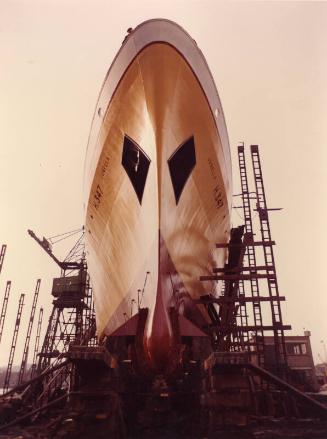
[1,348,327,439]
[1,418,327,439]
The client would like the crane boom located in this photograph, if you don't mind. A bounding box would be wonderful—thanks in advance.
[28,230,82,270]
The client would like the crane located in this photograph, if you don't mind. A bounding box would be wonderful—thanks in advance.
[28,229,84,270]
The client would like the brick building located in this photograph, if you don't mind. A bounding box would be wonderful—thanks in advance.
[263,331,319,392]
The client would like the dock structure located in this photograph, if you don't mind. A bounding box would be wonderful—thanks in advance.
[0,146,326,437]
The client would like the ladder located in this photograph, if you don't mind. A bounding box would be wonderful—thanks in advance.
[0,245,6,275]
[0,281,11,344]
[250,145,288,375]
[17,279,41,384]
[30,307,44,379]
[238,145,265,366]
[3,294,25,393]
[235,279,249,350]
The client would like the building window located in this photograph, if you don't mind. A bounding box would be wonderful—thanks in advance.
[294,345,301,355]
[168,136,196,204]
[286,343,305,355]
[122,135,150,204]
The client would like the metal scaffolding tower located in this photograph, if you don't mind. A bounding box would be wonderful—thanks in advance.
[250,144,288,375]
[0,244,7,275]
[238,144,265,366]
[0,281,11,344]
[199,144,290,376]
[30,307,44,379]
[3,293,25,393]
[17,279,41,385]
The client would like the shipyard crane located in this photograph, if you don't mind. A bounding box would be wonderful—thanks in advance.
[28,229,85,270]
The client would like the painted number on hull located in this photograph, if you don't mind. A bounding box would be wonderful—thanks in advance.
[208,158,224,210]
[213,185,224,209]
[208,158,218,180]
[101,155,110,177]
[93,184,103,210]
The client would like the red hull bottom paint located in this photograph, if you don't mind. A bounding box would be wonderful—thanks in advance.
[143,233,208,373]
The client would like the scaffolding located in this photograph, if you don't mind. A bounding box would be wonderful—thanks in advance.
[3,293,25,393]
[0,244,7,275]
[0,280,11,344]
[250,144,288,375]
[17,279,41,385]
[30,307,44,379]
[199,144,290,375]
[237,144,265,366]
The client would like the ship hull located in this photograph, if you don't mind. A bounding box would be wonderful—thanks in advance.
[84,20,232,370]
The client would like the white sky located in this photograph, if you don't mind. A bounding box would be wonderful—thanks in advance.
[0,0,326,366]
